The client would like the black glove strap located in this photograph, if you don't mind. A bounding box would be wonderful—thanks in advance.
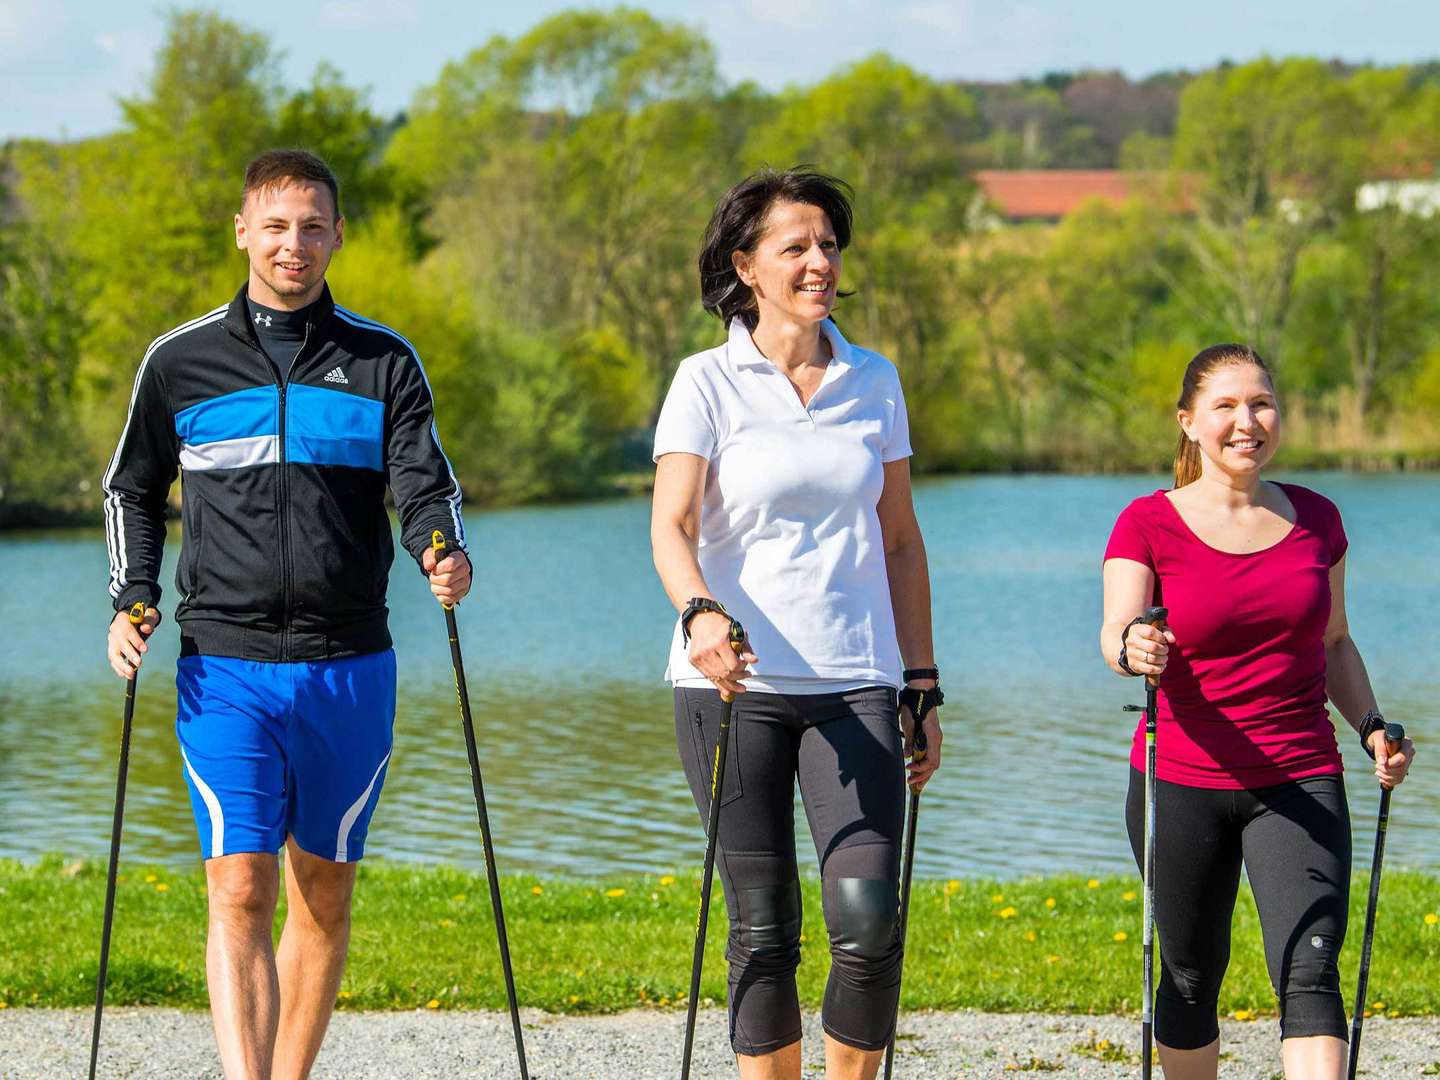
[1117,616,1147,678]
[903,666,939,683]
[899,685,943,755]
[1359,709,1386,759]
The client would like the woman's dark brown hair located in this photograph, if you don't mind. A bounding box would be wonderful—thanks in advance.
[698,168,853,329]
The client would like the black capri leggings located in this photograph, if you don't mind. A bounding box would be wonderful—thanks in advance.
[1125,769,1352,1049]
[675,686,905,1056]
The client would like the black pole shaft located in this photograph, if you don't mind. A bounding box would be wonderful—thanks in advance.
[1347,786,1393,1080]
[680,694,734,1080]
[1141,676,1158,1080]
[445,606,529,1080]
[883,787,922,1079]
[89,667,138,1080]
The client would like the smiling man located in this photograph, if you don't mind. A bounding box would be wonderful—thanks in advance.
[101,149,471,1078]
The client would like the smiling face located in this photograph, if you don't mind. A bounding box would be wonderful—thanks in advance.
[234,180,343,310]
[1179,362,1281,481]
[732,200,842,329]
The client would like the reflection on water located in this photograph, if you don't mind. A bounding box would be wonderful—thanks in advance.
[2,473,1437,878]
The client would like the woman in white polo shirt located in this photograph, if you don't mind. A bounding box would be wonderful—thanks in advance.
[652,169,942,1079]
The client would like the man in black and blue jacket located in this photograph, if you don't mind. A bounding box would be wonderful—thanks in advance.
[102,149,470,1076]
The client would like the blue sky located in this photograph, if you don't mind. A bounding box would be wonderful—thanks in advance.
[4,0,1436,141]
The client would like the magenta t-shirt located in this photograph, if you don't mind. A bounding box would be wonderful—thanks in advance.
[1104,483,1347,789]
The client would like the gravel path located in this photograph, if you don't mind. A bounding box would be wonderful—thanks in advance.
[5,1007,1439,1077]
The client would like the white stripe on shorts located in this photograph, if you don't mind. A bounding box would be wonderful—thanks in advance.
[180,747,226,858]
[334,751,391,863]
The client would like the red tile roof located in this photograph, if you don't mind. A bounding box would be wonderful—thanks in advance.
[975,170,1189,219]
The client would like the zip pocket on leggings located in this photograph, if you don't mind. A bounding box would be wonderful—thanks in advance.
[688,692,743,809]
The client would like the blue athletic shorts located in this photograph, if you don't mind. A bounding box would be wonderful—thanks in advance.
[175,650,396,862]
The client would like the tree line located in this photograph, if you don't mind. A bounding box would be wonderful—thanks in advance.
[3,8,1439,525]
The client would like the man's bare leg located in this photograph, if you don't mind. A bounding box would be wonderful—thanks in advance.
[272,837,357,1080]
[205,852,281,1080]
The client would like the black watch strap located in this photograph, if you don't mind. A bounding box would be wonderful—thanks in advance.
[1359,709,1386,759]
[681,597,730,643]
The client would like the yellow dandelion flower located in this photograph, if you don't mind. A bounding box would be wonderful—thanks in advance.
[1045,955,1061,965]
[1087,879,1100,889]
[155,883,169,892]
[998,906,1017,919]
[660,875,676,886]
[991,893,1005,903]
[438,919,454,928]
[338,991,351,1000]
[0,1002,8,1010]
[568,995,580,1005]
[1113,931,1128,942]
[1122,891,1136,901]
[426,999,440,1009]
[1096,1039,1111,1051]
[1425,913,1438,926]
[145,874,158,883]
[1044,898,1056,909]
[451,893,466,902]
[531,885,543,895]
[944,879,961,895]
[605,887,626,898]
[1372,1001,1385,1010]
[1025,931,1037,942]
[1233,1009,1253,1021]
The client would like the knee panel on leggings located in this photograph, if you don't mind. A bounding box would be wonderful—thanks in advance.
[1155,958,1224,1050]
[827,877,900,956]
[725,866,804,1055]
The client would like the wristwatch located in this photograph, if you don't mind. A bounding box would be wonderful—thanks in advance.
[681,597,731,643]
[1358,709,1387,759]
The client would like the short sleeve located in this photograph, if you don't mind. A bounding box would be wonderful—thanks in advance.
[653,362,717,462]
[1312,490,1349,566]
[881,371,912,463]
[1104,498,1155,569]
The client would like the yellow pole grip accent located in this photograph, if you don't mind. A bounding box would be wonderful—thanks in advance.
[128,602,146,626]
[432,529,447,556]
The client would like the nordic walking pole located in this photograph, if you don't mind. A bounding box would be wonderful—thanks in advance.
[680,615,747,1080]
[432,531,529,1080]
[1347,721,1406,1080]
[883,701,932,1079]
[1124,604,1168,1080]
[89,600,147,1080]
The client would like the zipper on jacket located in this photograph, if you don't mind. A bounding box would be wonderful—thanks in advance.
[276,320,314,662]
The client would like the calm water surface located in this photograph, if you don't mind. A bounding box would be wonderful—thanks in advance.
[3,473,1436,878]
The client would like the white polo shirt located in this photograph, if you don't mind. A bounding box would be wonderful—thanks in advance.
[654,318,912,692]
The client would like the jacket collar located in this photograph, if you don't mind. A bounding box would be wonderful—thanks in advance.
[222,281,336,344]
[726,317,866,374]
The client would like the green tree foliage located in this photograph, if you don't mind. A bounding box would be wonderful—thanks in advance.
[6,14,1440,526]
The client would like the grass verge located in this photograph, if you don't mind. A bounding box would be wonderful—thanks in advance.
[2,856,1438,1016]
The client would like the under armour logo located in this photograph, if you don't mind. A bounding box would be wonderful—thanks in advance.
[254,312,272,327]
[323,366,349,385]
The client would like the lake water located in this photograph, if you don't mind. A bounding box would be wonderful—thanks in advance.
[2,473,1436,879]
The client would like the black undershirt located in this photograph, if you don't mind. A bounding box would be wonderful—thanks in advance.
[246,296,315,382]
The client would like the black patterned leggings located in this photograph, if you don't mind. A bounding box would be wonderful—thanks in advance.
[675,686,905,1056]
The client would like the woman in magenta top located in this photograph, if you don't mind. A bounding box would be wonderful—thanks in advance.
[1100,344,1415,1080]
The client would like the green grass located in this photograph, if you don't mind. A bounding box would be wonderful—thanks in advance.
[2,856,1438,1016]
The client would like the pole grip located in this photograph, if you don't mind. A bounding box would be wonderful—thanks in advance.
[1383,722,1406,758]
[717,617,746,703]
[127,601,146,627]
[431,529,455,611]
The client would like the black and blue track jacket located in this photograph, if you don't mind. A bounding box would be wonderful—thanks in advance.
[102,283,467,661]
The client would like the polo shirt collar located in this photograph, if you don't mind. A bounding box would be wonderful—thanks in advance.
[726,318,868,374]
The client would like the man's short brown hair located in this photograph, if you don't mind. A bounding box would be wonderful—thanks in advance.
[242,149,341,220]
